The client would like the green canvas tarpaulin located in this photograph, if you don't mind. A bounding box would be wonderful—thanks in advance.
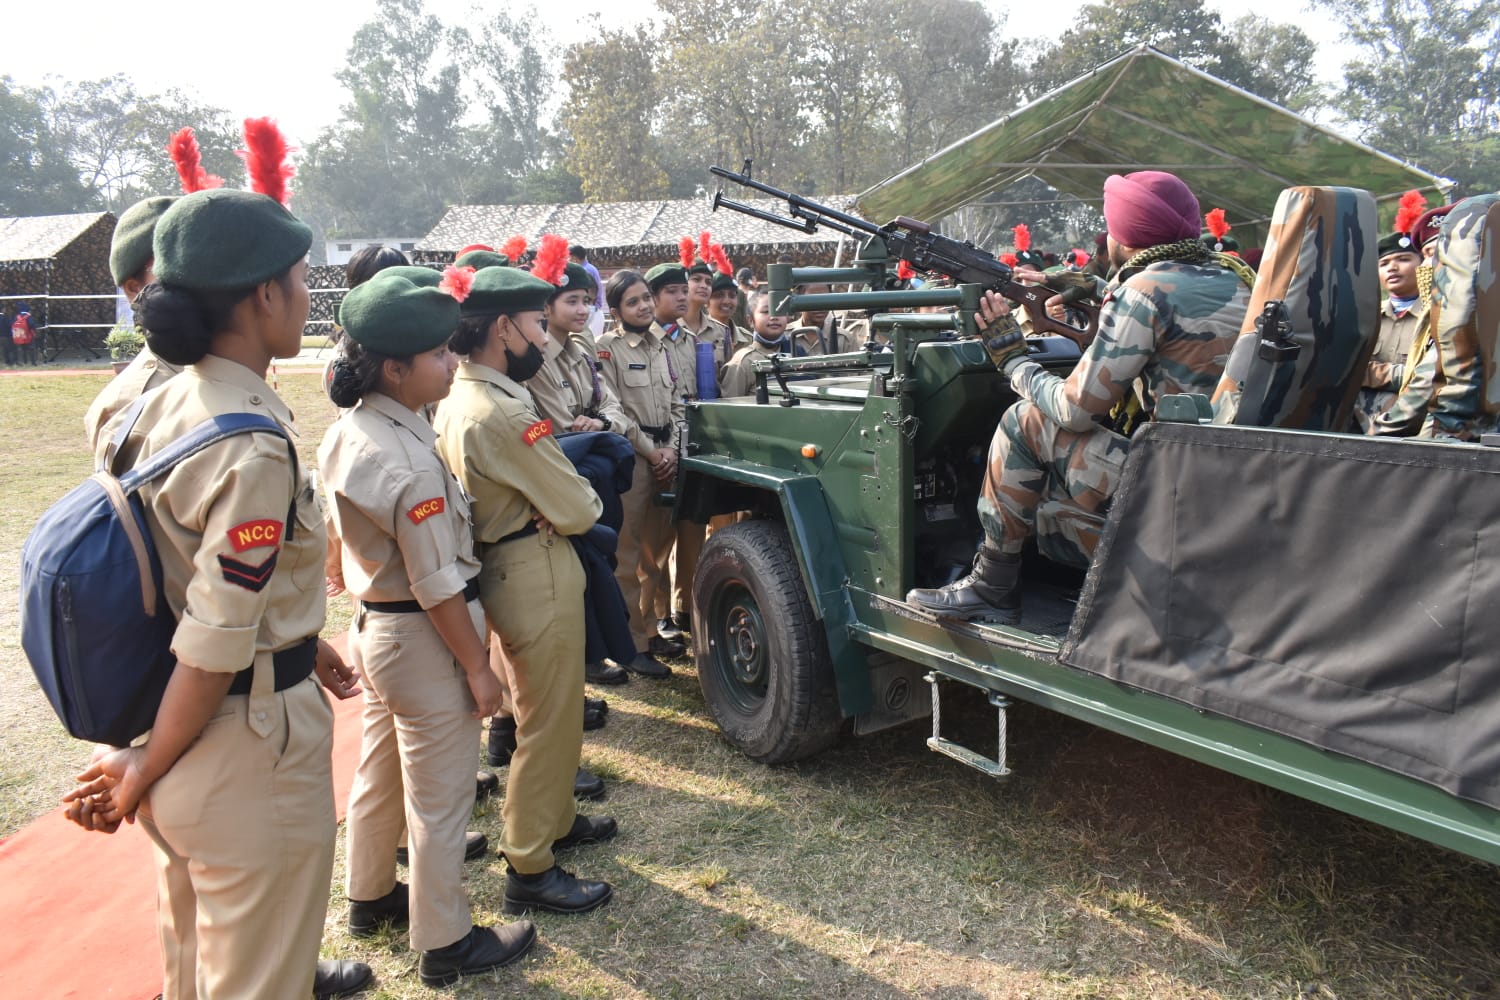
[856,46,1451,247]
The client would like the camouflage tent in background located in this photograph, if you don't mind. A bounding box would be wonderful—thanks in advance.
[857,46,1452,249]
[418,197,842,276]
[0,213,117,360]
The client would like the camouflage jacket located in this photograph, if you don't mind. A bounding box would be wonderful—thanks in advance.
[1007,259,1248,431]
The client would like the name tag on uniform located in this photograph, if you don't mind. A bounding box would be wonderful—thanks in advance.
[559,378,572,389]
[628,363,647,370]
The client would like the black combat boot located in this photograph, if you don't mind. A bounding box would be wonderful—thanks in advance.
[905,545,1022,622]
[486,716,517,767]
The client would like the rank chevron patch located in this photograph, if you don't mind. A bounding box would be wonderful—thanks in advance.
[218,550,280,592]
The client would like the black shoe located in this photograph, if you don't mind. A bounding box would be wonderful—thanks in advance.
[585,695,609,716]
[314,959,373,999]
[397,831,487,867]
[584,703,607,731]
[905,547,1022,622]
[418,923,537,988]
[656,616,683,641]
[586,659,630,685]
[487,717,517,767]
[503,865,613,915]
[348,882,409,938]
[671,613,693,639]
[553,813,618,851]
[575,768,606,800]
[623,651,673,677]
[476,770,499,800]
[647,633,686,659]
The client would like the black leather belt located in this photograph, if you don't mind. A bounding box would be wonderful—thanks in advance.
[361,576,481,615]
[639,423,671,445]
[228,636,317,695]
[495,522,540,545]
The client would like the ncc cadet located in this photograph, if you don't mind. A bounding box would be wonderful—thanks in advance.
[644,263,702,648]
[319,268,539,986]
[1352,198,1426,432]
[63,188,370,1000]
[434,265,617,916]
[83,196,183,450]
[596,269,682,676]
[528,254,637,687]
[908,171,1248,621]
[703,270,751,369]
[680,254,716,338]
[785,281,836,356]
[720,289,790,398]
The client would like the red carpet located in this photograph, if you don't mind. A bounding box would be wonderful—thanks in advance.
[0,660,366,999]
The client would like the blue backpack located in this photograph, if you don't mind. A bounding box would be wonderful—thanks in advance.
[20,405,294,747]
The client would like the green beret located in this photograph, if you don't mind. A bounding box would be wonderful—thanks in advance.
[111,197,176,286]
[454,249,509,270]
[645,263,688,292]
[336,266,442,326]
[153,189,312,291]
[548,262,596,299]
[1014,249,1046,270]
[339,271,459,355]
[461,265,555,316]
[1378,231,1418,259]
[1201,232,1241,253]
[687,260,712,277]
[711,272,736,293]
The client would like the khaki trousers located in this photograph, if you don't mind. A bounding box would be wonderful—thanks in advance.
[139,677,334,1000]
[661,519,705,621]
[616,460,676,651]
[345,602,482,951]
[480,533,585,873]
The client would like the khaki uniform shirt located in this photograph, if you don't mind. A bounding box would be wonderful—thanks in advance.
[788,326,826,357]
[1366,298,1422,390]
[657,320,700,407]
[528,333,635,436]
[317,392,479,608]
[98,355,325,673]
[83,346,184,451]
[720,339,785,398]
[433,362,601,543]
[595,326,679,456]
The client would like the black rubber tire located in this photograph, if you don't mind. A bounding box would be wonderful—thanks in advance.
[692,520,843,763]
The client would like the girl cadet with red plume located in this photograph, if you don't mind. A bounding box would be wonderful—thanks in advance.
[319,266,539,987]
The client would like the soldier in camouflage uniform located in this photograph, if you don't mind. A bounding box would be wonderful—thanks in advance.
[908,171,1248,621]
[1370,198,1500,441]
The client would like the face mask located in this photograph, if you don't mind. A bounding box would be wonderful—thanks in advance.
[503,321,546,382]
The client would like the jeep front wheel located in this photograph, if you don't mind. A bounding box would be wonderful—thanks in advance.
[692,520,842,763]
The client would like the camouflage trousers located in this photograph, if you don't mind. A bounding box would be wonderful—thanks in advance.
[977,400,1129,569]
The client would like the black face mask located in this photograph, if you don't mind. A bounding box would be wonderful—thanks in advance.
[505,337,545,382]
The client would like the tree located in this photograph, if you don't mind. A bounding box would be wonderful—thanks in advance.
[0,77,94,215]
[796,0,890,193]
[562,25,671,201]
[1223,15,1325,114]
[453,8,557,175]
[1314,0,1500,191]
[1025,0,1238,96]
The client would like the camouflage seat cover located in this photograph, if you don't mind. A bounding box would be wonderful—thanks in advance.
[1211,186,1379,431]
[1428,193,1500,437]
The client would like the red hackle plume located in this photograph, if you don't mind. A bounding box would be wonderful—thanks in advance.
[439,265,475,303]
[1204,208,1230,241]
[896,260,916,281]
[678,236,696,269]
[699,231,712,264]
[1012,224,1031,252]
[533,234,570,286]
[167,127,224,194]
[500,235,529,263]
[708,242,733,276]
[1000,252,1019,268]
[1071,249,1091,268]
[457,243,494,257]
[239,117,295,206]
[1395,189,1429,236]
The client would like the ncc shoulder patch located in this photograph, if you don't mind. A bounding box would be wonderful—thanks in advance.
[597,350,611,360]
[218,551,279,592]
[522,419,553,447]
[227,519,283,553]
[406,497,445,524]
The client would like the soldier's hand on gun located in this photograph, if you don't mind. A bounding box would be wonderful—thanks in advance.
[974,290,1013,333]
[977,292,1029,373]
[314,638,361,700]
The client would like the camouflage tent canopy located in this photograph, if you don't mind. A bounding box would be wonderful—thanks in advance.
[0,213,118,360]
[857,46,1452,249]
[419,197,844,275]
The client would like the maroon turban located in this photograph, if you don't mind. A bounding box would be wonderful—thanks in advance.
[1102,171,1201,249]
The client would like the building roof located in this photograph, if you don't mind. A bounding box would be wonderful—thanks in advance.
[856,46,1452,247]
[0,213,115,263]
[422,197,842,258]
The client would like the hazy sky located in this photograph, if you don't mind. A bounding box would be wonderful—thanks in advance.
[7,0,1351,144]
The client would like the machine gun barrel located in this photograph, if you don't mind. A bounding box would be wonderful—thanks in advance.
[710,165,879,238]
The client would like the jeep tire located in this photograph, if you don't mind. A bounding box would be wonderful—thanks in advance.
[693,520,842,763]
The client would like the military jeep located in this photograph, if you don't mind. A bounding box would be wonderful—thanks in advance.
[675,189,1500,866]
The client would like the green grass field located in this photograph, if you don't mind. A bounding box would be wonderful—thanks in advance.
[2,371,1499,998]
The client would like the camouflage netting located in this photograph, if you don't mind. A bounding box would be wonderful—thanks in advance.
[857,46,1452,249]
[418,197,841,276]
[0,214,118,359]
